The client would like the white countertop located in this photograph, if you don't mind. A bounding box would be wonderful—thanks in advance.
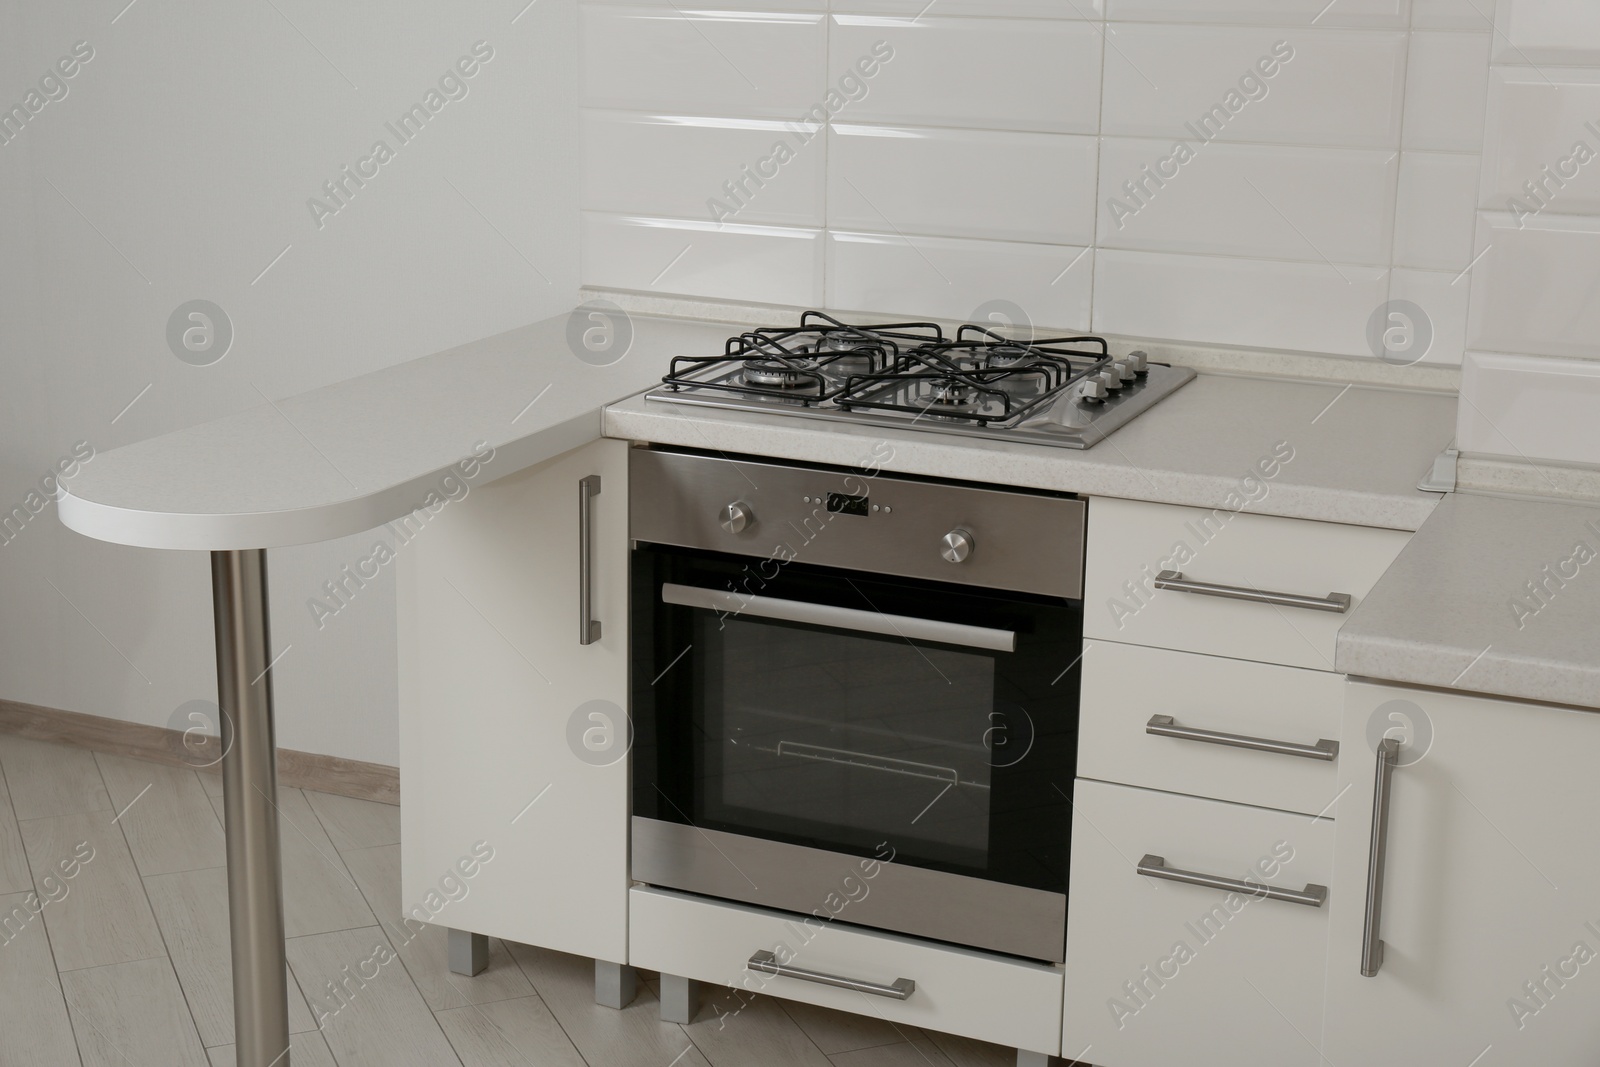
[1338,492,1600,708]
[606,373,1457,531]
[58,313,731,550]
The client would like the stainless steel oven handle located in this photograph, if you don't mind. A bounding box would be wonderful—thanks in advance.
[1146,715,1339,761]
[661,583,1016,652]
[1362,737,1401,977]
[579,475,601,645]
[1154,570,1353,613]
[1137,854,1327,908]
[747,950,915,1000]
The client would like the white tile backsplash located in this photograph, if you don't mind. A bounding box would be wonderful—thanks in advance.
[1458,351,1600,463]
[1388,268,1472,366]
[1099,26,1407,148]
[829,15,1103,134]
[827,232,1094,328]
[1097,139,1397,264]
[1467,212,1600,360]
[582,212,822,306]
[829,125,1098,245]
[835,0,1102,16]
[1401,31,1492,152]
[1411,0,1495,31]
[1493,0,1600,65]
[1394,151,1479,270]
[1105,0,1407,28]
[1480,67,1600,218]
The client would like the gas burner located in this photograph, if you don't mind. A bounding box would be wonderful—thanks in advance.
[925,379,979,407]
[814,334,879,355]
[982,343,1034,368]
[742,358,817,389]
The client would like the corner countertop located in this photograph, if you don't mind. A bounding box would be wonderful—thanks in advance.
[605,373,1457,531]
[1338,492,1600,708]
[58,313,732,550]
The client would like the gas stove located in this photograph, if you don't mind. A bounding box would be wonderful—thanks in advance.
[646,311,1196,449]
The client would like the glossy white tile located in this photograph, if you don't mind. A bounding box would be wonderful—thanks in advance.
[1467,212,1600,360]
[1480,67,1600,218]
[829,125,1097,244]
[584,213,822,306]
[582,111,825,227]
[1394,152,1479,271]
[1105,0,1406,27]
[829,15,1103,133]
[580,7,825,118]
[1493,0,1600,65]
[1097,138,1397,264]
[1402,31,1492,152]
[827,231,1094,329]
[1093,249,1389,356]
[835,0,1101,15]
[1458,351,1600,463]
[1100,26,1406,148]
[1412,0,1495,30]
[1388,268,1472,366]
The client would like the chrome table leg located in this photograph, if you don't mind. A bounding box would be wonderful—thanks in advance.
[213,549,292,1067]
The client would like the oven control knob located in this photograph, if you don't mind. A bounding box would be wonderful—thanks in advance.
[720,501,753,534]
[1125,350,1149,376]
[940,528,974,564]
[1098,369,1125,392]
[1112,359,1138,383]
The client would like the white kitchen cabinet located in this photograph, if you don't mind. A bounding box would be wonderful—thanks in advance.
[397,437,631,965]
[1323,683,1600,1066]
[1062,779,1335,1067]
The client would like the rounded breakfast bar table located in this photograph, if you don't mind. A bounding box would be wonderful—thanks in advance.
[55,311,727,1067]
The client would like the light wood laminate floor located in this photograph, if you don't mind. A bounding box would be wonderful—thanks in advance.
[0,736,1021,1067]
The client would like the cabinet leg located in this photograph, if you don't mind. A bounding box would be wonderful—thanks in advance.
[660,973,702,1024]
[447,929,489,976]
[595,960,638,1009]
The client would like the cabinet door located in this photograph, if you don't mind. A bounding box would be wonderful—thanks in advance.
[1324,683,1600,1066]
[397,437,630,964]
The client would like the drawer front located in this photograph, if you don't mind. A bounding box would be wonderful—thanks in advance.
[1063,780,1334,1067]
[629,886,1064,1057]
[1078,641,1344,817]
[1084,496,1410,670]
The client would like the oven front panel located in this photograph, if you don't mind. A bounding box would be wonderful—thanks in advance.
[631,542,1081,956]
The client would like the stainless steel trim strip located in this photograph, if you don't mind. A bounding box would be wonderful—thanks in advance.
[1145,715,1339,762]
[1153,570,1353,613]
[747,950,914,1000]
[661,582,1017,653]
[1136,854,1327,908]
[1361,738,1400,977]
[631,817,1067,962]
[579,475,602,645]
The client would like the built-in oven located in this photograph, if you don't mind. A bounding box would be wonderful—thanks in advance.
[629,446,1084,963]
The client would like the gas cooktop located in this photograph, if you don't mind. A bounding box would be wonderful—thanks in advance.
[646,311,1196,449]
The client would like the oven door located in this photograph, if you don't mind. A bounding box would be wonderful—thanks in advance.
[631,543,1081,962]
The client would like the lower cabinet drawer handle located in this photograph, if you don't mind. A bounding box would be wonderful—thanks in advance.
[1146,715,1339,761]
[1137,854,1327,908]
[1154,570,1353,613]
[746,950,915,1000]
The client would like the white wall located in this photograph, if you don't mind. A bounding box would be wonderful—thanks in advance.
[0,0,580,765]
[577,0,1494,365]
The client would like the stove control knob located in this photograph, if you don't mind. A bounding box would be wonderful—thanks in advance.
[720,502,753,534]
[1079,377,1109,403]
[1125,350,1149,376]
[1112,360,1138,383]
[1098,369,1125,392]
[940,528,974,564]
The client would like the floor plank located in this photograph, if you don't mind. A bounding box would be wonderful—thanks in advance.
[829,1039,957,1067]
[0,890,83,1066]
[61,956,210,1067]
[781,997,929,1056]
[685,991,833,1067]
[96,752,225,876]
[144,865,318,1047]
[435,996,588,1067]
[506,942,712,1067]
[0,761,34,894]
[305,789,400,852]
[286,926,462,1066]
[0,735,110,820]
[206,1030,338,1067]
[19,810,165,972]
[209,789,377,938]
[928,1030,1019,1067]
[342,842,534,1011]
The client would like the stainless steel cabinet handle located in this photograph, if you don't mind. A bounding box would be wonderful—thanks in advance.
[1146,715,1339,762]
[578,475,601,645]
[661,583,1016,652]
[1361,738,1401,977]
[1137,854,1327,908]
[747,950,915,1000]
[1154,570,1353,613]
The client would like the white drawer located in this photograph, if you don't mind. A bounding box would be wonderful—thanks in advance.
[1084,496,1410,670]
[1078,641,1344,817]
[628,886,1064,1057]
[1063,780,1334,1067]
